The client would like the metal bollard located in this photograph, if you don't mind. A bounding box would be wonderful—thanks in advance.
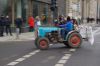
[16,28,20,39]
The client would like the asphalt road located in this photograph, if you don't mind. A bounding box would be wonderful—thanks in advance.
[0,27,100,66]
[0,41,74,66]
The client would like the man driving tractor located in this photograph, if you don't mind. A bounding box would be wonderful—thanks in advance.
[59,16,74,40]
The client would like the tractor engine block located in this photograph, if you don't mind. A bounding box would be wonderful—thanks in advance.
[46,31,59,42]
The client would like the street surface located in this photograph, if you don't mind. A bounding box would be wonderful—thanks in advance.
[0,26,100,66]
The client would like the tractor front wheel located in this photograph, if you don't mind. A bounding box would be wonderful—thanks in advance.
[37,38,49,50]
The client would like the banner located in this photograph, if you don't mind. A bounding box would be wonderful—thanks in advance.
[79,25,94,45]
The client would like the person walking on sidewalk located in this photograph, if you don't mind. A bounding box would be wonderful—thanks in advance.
[15,16,23,34]
[5,15,12,36]
[0,15,5,37]
[35,16,41,28]
[28,16,35,32]
[35,16,41,38]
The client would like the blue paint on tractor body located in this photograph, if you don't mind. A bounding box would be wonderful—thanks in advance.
[38,26,59,37]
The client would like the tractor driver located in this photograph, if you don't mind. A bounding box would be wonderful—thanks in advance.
[59,16,74,39]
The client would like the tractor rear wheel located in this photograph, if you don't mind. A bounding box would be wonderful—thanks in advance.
[67,33,82,48]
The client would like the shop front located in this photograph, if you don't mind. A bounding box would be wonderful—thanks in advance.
[31,0,51,25]
[3,0,52,28]
[13,0,51,26]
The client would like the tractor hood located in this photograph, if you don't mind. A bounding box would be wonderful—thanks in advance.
[38,26,59,37]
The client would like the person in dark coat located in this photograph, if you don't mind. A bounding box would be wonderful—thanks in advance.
[0,15,5,37]
[15,16,23,34]
[5,15,12,36]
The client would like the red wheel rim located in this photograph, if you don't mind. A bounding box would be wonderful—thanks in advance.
[39,40,47,48]
[70,34,81,46]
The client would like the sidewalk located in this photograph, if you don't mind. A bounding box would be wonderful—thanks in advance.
[0,32,35,42]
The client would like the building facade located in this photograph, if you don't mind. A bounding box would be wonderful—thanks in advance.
[81,0,97,23]
[5,0,67,26]
[6,0,51,26]
[0,0,8,16]
[66,0,81,18]
[2,0,98,25]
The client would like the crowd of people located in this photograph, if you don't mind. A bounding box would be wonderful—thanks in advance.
[54,15,79,28]
[0,15,42,37]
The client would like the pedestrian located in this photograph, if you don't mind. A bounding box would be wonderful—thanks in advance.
[28,16,35,32]
[54,18,58,26]
[0,15,5,37]
[59,15,65,25]
[41,14,47,25]
[5,15,12,36]
[35,16,41,28]
[35,16,41,38]
[77,18,81,25]
[15,16,23,34]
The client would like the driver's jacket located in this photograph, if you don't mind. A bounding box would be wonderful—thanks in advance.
[59,21,73,32]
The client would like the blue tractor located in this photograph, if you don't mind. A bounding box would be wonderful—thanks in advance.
[35,26,82,50]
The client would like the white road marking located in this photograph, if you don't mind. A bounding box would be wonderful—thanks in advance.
[34,50,40,53]
[65,54,71,57]
[69,49,76,52]
[23,55,32,58]
[7,50,40,66]
[55,64,64,66]
[61,56,70,60]
[7,62,19,66]
[58,60,67,64]
[29,52,36,55]
[15,58,25,62]
[55,50,74,66]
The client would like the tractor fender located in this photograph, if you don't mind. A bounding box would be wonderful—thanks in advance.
[66,30,79,40]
